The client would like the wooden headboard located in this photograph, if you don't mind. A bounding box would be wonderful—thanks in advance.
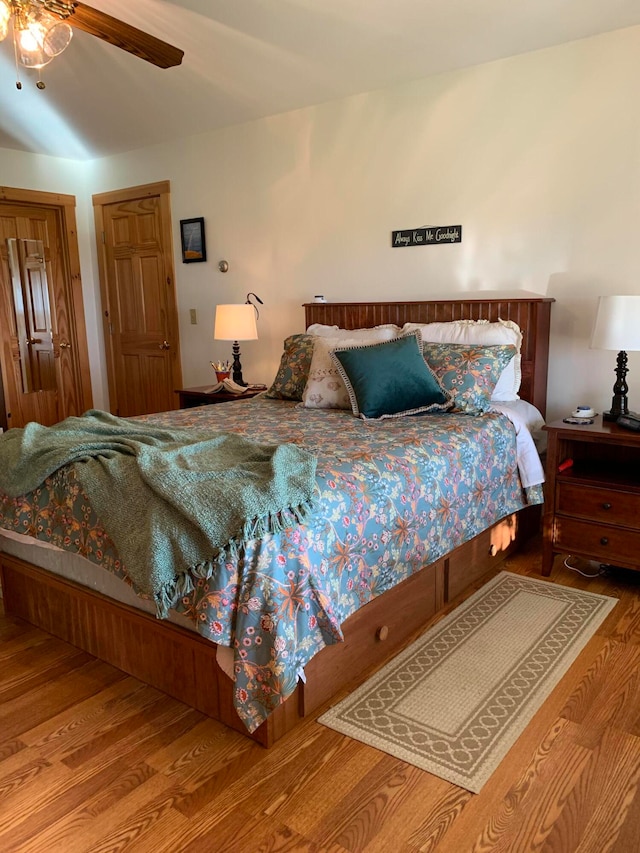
[303,297,554,417]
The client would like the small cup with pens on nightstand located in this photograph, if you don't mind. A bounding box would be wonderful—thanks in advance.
[211,360,231,383]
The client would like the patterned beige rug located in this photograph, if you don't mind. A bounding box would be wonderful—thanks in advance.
[318,571,617,792]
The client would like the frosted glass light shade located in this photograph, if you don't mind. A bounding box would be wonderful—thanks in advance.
[590,295,640,351]
[214,304,258,341]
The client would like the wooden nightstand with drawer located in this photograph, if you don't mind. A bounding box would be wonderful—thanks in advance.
[542,417,640,575]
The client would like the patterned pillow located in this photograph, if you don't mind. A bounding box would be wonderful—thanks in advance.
[404,319,522,401]
[265,334,315,401]
[303,328,401,409]
[422,342,517,415]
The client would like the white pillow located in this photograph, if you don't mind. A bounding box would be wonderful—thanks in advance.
[402,319,522,401]
[306,323,401,340]
[303,329,397,409]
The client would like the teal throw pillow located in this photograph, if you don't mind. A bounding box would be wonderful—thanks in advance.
[266,334,315,401]
[330,333,452,420]
[422,342,516,415]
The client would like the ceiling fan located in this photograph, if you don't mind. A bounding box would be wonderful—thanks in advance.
[0,0,183,87]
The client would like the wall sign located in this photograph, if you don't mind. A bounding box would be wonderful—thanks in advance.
[392,225,462,248]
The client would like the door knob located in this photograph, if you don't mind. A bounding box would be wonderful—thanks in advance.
[159,340,171,350]
[25,337,42,345]
[59,341,71,349]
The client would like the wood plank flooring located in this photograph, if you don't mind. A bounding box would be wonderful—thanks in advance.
[2,538,640,852]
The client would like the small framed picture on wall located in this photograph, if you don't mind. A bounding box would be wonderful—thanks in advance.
[180,217,207,263]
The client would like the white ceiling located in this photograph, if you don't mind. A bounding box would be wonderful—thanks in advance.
[1,0,640,161]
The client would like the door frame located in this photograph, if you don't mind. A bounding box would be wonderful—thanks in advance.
[92,180,182,416]
[0,186,93,428]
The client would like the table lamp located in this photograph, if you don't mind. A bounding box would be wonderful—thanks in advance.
[213,303,258,386]
[590,294,640,421]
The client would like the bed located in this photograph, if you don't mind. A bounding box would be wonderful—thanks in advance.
[0,297,553,747]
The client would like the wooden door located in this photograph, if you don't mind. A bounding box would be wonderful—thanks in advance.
[93,182,182,417]
[8,238,56,396]
[0,195,92,429]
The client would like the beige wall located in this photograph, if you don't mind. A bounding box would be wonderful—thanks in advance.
[3,25,640,420]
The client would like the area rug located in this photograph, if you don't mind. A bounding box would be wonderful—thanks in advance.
[318,571,617,792]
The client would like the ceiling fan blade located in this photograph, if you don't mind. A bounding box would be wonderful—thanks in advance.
[67,2,184,69]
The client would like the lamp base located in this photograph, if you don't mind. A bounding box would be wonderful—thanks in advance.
[603,350,630,422]
[231,341,248,387]
[603,410,626,422]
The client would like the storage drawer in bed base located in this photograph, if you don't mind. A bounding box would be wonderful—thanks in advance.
[447,508,538,601]
[0,505,539,747]
[300,507,537,715]
[301,555,445,715]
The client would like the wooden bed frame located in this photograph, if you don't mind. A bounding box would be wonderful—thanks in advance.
[0,296,553,747]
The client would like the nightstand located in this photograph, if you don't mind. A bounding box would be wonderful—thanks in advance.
[176,385,264,409]
[542,416,640,576]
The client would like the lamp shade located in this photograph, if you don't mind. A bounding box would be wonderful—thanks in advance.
[590,295,640,351]
[214,304,258,341]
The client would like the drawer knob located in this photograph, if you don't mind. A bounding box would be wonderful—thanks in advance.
[602,502,612,510]
[488,544,497,557]
[600,537,609,546]
[376,625,389,642]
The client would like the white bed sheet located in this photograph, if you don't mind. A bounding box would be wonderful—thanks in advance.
[490,399,546,489]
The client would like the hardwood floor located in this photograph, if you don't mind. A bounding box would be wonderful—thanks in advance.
[2,537,640,852]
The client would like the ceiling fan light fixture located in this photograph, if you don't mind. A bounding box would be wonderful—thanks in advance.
[1,0,183,87]
[1,0,73,75]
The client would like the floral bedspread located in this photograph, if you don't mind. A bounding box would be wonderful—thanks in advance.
[0,398,542,732]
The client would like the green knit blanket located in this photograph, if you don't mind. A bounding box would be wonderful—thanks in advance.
[0,410,317,617]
